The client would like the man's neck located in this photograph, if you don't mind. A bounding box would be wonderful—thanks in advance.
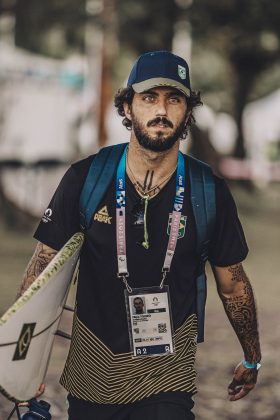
[127,137,179,192]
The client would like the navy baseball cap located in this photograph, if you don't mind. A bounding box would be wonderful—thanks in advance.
[127,51,191,96]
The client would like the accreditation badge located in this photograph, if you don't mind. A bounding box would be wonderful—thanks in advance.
[124,286,175,357]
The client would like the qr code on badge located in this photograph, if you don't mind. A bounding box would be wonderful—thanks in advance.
[158,323,167,333]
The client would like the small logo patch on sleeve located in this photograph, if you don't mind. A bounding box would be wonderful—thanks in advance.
[42,208,52,223]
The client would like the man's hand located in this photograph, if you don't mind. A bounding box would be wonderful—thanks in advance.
[228,362,258,401]
[18,384,46,407]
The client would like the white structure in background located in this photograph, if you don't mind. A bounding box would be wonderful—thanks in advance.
[242,89,280,182]
[194,105,237,154]
[0,42,97,162]
[214,90,280,184]
[106,101,130,146]
[194,98,280,183]
[0,41,97,217]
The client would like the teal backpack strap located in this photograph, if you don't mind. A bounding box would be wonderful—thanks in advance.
[187,155,216,343]
[80,143,127,230]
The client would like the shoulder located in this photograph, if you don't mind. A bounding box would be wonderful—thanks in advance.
[71,154,96,180]
[51,155,96,200]
[183,153,231,194]
[61,154,96,191]
[213,175,237,207]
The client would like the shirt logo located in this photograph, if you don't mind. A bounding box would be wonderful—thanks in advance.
[42,208,52,223]
[167,214,187,239]
[178,65,186,80]
[94,206,112,224]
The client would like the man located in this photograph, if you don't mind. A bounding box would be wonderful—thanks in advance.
[133,297,145,314]
[20,51,261,419]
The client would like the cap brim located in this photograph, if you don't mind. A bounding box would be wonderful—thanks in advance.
[132,77,190,96]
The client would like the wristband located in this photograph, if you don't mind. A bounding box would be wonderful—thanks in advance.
[242,360,261,370]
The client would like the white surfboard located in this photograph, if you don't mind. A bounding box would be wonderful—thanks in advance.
[0,232,84,402]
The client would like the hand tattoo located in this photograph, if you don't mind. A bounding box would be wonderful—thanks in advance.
[220,264,261,363]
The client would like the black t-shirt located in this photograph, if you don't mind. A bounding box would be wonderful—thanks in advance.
[34,153,248,355]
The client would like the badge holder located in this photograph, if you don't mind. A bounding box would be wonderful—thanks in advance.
[124,285,175,358]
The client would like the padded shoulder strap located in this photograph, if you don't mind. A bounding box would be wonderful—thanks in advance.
[186,154,216,343]
[80,143,127,229]
[187,154,216,255]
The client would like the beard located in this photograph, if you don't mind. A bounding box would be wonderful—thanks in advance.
[131,113,187,152]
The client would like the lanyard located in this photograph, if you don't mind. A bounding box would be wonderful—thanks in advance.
[116,145,185,292]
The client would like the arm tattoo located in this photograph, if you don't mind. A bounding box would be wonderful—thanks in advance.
[219,264,261,363]
[17,243,57,297]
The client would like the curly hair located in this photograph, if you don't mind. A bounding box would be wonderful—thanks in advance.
[114,86,202,139]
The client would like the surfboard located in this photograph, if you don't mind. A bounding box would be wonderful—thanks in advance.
[0,232,84,402]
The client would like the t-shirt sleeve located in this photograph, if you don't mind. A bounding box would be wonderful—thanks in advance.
[208,177,248,267]
[34,166,81,251]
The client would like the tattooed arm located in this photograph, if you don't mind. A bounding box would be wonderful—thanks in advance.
[212,263,261,401]
[17,242,58,297]
[15,242,57,400]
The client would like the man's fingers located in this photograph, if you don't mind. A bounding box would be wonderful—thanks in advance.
[228,362,258,401]
[18,402,29,407]
[35,383,45,398]
[17,384,46,407]
[229,388,248,401]
[228,378,243,393]
[228,383,255,401]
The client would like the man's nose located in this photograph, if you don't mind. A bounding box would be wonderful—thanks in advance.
[155,99,168,116]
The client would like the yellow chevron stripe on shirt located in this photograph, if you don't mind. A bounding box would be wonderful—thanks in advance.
[60,313,197,404]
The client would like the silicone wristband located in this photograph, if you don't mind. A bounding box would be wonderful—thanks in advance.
[242,360,261,370]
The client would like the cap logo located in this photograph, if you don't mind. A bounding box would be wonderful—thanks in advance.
[178,65,186,80]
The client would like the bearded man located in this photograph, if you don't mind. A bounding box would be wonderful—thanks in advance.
[20,51,261,419]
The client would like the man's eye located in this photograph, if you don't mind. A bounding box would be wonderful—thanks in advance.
[142,95,155,102]
[169,97,181,104]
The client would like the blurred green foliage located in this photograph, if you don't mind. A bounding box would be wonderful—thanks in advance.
[117,0,179,53]
[189,0,280,156]
[14,0,86,57]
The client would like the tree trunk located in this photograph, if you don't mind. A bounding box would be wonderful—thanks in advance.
[98,0,117,147]
[233,70,253,159]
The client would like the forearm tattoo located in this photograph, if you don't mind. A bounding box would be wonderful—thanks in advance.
[220,264,261,363]
[17,243,57,297]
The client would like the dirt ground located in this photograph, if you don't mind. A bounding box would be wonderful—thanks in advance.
[0,184,279,419]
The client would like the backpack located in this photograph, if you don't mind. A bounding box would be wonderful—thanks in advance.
[79,143,216,343]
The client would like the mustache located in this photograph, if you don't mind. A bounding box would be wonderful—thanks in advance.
[147,117,173,128]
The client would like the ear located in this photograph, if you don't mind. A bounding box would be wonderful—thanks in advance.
[123,102,132,121]
[185,109,191,123]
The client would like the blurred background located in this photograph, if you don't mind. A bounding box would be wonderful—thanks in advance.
[0,0,279,418]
